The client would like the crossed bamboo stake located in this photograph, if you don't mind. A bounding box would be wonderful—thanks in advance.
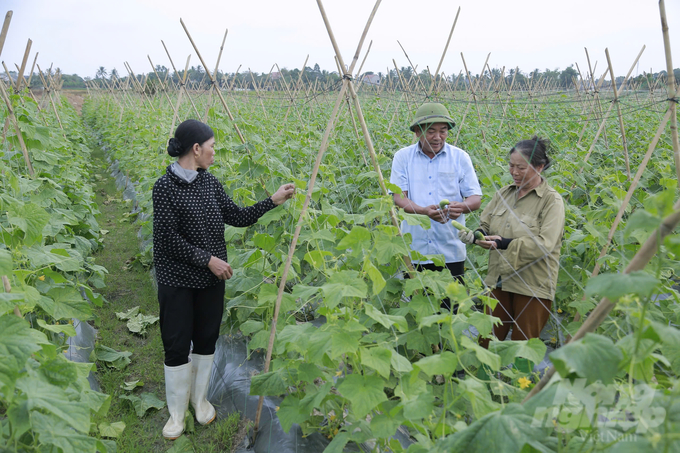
[252,0,391,436]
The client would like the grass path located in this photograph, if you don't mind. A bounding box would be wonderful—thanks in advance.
[89,143,242,452]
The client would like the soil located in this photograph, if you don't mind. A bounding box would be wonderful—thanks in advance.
[29,88,86,115]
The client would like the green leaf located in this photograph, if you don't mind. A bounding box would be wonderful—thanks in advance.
[550,333,623,384]
[0,292,25,315]
[458,378,500,419]
[121,380,144,391]
[624,209,661,238]
[277,323,316,353]
[488,338,547,367]
[277,395,308,433]
[17,376,91,433]
[303,250,333,269]
[31,412,102,453]
[0,248,12,276]
[468,312,499,338]
[257,283,296,313]
[0,314,49,365]
[360,346,393,379]
[36,318,77,337]
[336,225,371,251]
[337,374,388,418]
[126,313,159,335]
[166,435,195,453]
[585,271,660,300]
[98,421,126,438]
[401,212,431,230]
[119,392,165,417]
[253,232,276,251]
[115,306,140,320]
[94,345,132,370]
[364,303,408,332]
[250,369,288,396]
[461,336,501,371]
[364,258,386,295]
[373,234,410,263]
[39,357,78,388]
[414,351,458,377]
[240,320,265,336]
[320,270,367,309]
[390,351,413,373]
[328,327,360,359]
[432,403,551,453]
[40,286,93,321]
[291,283,321,302]
[394,370,435,419]
[7,202,50,246]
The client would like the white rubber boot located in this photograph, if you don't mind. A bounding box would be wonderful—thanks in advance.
[190,353,216,425]
[162,361,192,439]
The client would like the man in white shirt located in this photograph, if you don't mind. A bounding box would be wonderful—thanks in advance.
[390,103,482,311]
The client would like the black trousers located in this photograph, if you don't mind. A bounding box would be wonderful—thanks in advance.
[413,261,465,312]
[158,281,225,367]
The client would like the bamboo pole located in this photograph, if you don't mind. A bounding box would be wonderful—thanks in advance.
[0,78,34,175]
[14,39,32,92]
[457,52,490,146]
[252,0,383,435]
[124,62,156,111]
[36,64,66,138]
[203,28,228,122]
[161,41,201,118]
[585,48,610,148]
[582,46,645,164]
[248,68,268,118]
[588,109,672,280]
[428,6,460,98]
[168,55,191,137]
[26,51,38,89]
[178,21,247,144]
[397,41,427,94]
[0,11,12,59]
[604,48,631,180]
[659,0,680,187]
[148,56,173,109]
[282,55,309,123]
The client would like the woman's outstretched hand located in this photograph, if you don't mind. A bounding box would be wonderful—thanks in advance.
[477,235,502,250]
[208,256,233,280]
[271,183,296,206]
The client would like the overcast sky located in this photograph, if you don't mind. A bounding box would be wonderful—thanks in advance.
[2,0,679,80]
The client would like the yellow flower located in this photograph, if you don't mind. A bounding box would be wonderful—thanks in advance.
[330,414,336,421]
[335,370,342,377]
[275,406,280,412]
[557,308,563,314]
[38,275,45,281]
[518,377,532,389]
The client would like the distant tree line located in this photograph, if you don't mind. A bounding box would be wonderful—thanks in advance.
[5,64,680,92]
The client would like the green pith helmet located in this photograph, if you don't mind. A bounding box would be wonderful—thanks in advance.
[409,102,456,132]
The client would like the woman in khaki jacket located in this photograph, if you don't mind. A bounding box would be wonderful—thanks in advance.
[459,136,565,347]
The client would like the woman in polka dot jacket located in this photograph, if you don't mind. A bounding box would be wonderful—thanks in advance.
[153,119,295,439]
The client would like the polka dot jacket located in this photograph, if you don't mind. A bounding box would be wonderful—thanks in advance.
[152,165,276,288]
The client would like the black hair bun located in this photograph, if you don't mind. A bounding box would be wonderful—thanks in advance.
[167,137,183,157]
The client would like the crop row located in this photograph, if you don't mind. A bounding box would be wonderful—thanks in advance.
[83,88,680,452]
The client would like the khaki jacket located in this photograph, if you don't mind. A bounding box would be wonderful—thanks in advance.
[479,180,565,300]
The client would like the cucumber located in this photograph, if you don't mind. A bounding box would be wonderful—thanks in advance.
[439,199,450,209]
[450,220,470,232]
[452,220,486,242]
